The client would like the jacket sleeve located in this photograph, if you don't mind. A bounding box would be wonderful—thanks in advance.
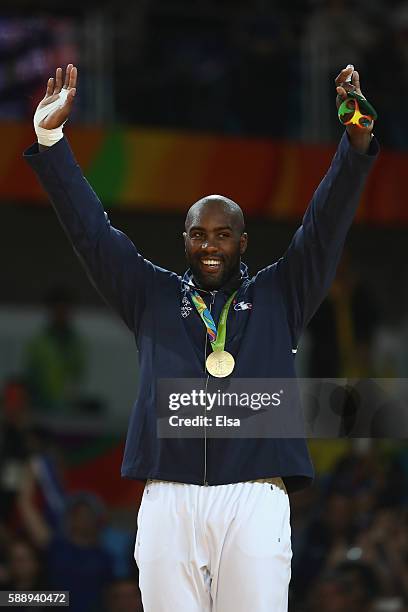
[276,131,379,346]
[24,137,153,333]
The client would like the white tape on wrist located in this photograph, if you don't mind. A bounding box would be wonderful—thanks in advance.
[34,88,69,147]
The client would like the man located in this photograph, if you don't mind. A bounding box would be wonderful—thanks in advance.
[18,474,113,612]
[24,64,378,611]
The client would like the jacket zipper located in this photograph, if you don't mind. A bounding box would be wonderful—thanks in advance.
[203,291,216,486]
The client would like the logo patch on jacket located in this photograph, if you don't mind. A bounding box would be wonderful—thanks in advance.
[181,296,193,318]
[234,301,252,311]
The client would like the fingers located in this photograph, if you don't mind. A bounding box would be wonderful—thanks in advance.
[61,64,77,92]
[44,64,77,101]
[54,67,63,94]
[44,77,54,98]
[335,65,358,97]
[68,66,77,90]
[335,65,354,87]
[336,85,348,101]
[335,64,366,108]
[351,69,362,95]
[40,62,77,117]
[63,64,72,88]
[61,64,77,90]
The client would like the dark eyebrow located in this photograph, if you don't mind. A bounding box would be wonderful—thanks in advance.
[189,225,233,232]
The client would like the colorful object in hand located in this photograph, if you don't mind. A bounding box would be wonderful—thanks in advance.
[338,91,378,129]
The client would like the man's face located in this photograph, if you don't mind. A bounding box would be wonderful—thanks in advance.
[183,201,247,290]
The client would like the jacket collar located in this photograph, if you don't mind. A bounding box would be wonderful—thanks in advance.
[182,262,249,296]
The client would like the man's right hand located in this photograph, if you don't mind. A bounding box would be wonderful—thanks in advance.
[36,64,77,130]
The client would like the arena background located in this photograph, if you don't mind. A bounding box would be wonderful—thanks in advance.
[1,1,408,611]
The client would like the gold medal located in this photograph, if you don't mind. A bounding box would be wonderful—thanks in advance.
[190,290,238,377]
[206,350,235,378]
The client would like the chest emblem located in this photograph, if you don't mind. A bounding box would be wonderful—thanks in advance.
[181,296,193,318]
[234,301,252,311]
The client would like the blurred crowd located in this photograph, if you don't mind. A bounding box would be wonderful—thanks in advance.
[290,441,408,611]
[0,377,143,612]
[1,374,408,611]
[2,0,408,149]
[0,289,141,610]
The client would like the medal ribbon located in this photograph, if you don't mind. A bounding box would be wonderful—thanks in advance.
[190,290,237,352]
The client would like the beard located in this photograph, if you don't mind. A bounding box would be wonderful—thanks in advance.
[186,251,241,290]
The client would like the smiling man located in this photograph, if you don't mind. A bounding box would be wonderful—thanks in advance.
[184,195,247,290]
[24,64,379,612]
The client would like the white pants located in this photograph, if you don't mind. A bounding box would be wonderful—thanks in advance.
[134,478,292,611]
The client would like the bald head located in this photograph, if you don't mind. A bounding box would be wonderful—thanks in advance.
[185,195,245,234]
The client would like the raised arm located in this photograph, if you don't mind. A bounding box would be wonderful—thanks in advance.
[17,462,51,550]
[276,66,379,346]
[24,65,153,333]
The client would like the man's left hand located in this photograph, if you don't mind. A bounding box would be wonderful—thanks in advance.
[335,65,373,154]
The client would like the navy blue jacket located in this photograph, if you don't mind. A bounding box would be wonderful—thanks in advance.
[24,132,378,492]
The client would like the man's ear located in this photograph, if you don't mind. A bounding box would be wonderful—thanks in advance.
[240,232,248,255]
[183,231,187,253]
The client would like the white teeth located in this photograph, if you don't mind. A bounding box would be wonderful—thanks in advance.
[202,259,221,266]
